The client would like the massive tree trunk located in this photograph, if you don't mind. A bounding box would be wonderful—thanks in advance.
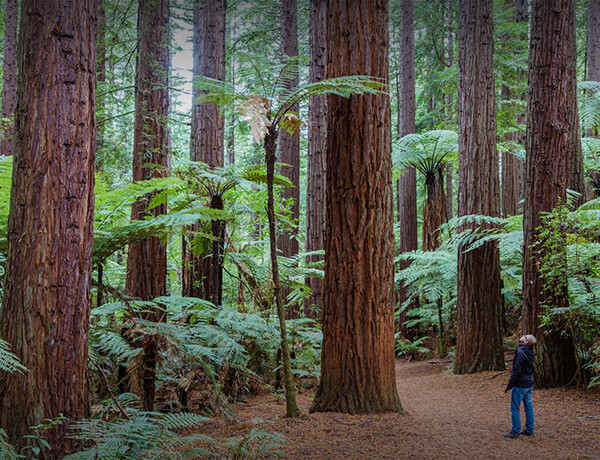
[587,0,600,197]
[589,0,600,85]
[454,0,505,374]
[305,0,327,317]
[445,0,454,221]
[568,11,586,207]
[311,0,401,414]
[500,0,526,218]
[0,0,96,456]
[397,0,418,339]
[522,0,578,388]
[183,0,226,304]
[0,0,18,156]
[277,0,300,310]
[125,0,170,411]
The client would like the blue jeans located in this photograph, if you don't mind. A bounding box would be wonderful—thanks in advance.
[511,386,534,434]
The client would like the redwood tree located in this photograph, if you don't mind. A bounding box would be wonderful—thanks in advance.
[277,0,300,281]
[305,0,327,316]
[500,0,526,217]
[311,0,401,414]
[454,0,504,374]
[0,0,18,156]
[125,0,170,411]
[397,0,418,338]
[183,0,227,304]
[522,0,578,387]
[0,0,97,455]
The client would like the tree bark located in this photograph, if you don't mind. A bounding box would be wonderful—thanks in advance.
[305,0,327,317]
[397,0,418,339]
[0,0,18,156]
[500,0,525,218]
[311,0,401,414]
[522,0,578,388]
[277,0,300,306]
[0,0,96,456]
[454,0,505,374]
[183,0,227,303]
[589,0,600,84]
[265,125,299,417]
[125,0,170,411]
[422,170,446,251]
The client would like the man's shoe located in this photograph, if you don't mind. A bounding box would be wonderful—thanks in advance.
[503,430,520,439]
[520,431,533,436]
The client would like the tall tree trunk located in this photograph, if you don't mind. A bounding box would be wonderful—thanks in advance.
[305,0,327,317]
[277,0,300,316]
[522,0,578,388]
[265,125,299,417]
[397,0,418,340]
[183,0,227,303]
[125,0,170,411]
[422,170,446,252]
[589,0,600,89]
[445,0,454,221]
[587,0,600,196]
[96,0,107,308]
[0,0,97,456]
[454,0,505,374]
[0,0,18,156]
[311,0,401,414]
[500,0,525,218]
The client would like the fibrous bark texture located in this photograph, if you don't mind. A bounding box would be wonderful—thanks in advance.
[454,0,505,374]
[125,0,170,411]
[0,0,18,156]
[397,0,418,338]
[522,0,578,388]
[183,0,226,303]
[500,0,525,217]
[422,171,446,252]
[305,0,327,317]
[590,0,600,83]
[0,0,97,456]
[311,0,401,414]
[277,0,300,281]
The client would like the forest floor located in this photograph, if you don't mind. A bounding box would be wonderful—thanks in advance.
[199,357,600,459]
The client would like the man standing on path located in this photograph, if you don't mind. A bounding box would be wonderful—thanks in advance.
[503,334,537,439]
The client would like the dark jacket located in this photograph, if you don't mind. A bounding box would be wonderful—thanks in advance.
[505,344,535,391]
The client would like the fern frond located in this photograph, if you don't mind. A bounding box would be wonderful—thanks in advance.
[0,339,27,374]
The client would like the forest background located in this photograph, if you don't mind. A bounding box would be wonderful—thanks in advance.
[0,0,599,458]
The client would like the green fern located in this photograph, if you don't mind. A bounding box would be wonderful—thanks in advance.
[64,412,217,460]
[0,339,27,374]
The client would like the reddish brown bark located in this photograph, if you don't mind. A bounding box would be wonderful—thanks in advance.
[183,0,226,303]
[305,0,327,317]
[590,0,600,83]
[125,0,170,411]
[422,170,446,251]
[500,0,525,217]
[311,0,401,414]
[0,0,96,455]
[454,0,504,374]
[522,0,578,388]
[0,0,18,156]
[397,0,418,339]
[277,0,300,278]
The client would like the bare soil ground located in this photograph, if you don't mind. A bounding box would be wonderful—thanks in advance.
[201,359,600,459]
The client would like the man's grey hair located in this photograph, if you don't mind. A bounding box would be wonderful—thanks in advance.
[524,334,537,345]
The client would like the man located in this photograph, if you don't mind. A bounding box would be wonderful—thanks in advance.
[503,334,537,439]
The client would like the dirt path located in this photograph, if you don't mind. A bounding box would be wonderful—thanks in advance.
[202,359,600,459]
